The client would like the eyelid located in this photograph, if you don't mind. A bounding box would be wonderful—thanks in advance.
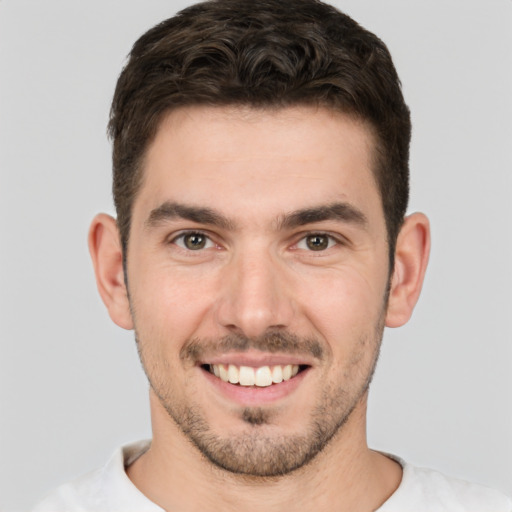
[167,229,347,251]
[292,231,346,250]
[170,230,217,250]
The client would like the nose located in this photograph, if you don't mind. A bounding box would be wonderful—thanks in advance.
[215,247,295,339]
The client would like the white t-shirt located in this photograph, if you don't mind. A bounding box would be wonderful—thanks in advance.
[32,440,512,512]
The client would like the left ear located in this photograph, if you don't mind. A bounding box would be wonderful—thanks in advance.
[385,212,430,327]
[88,213,134,330]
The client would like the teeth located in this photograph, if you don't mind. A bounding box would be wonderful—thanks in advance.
[239,366,255,386]
[255,366,272,387]
[271,365,283,383]
[228,364,239,384]
[210,364,300,387]
[219,364,229,382]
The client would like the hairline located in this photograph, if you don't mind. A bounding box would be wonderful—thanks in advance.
[120,101,398,273]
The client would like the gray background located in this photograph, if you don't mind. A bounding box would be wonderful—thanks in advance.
[1,1,511,510]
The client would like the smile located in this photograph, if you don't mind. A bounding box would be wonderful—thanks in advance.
[207,363,302,387]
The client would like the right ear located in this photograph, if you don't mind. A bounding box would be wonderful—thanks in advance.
[88,213,133,330]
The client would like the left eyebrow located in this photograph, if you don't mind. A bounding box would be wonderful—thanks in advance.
[277,202,368,230]
[145,201,236,231]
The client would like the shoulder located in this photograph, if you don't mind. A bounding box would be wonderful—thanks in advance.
[31,440,161,512]
[380,456,512,512]
[32,467,103,512]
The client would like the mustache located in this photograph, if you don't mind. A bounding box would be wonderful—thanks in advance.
[180,331,324,362]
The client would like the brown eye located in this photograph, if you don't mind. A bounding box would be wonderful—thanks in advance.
[305,234,330,251]
[174,232,214,250]
[184,233,207,250]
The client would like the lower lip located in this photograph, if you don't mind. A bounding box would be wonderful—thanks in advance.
[201,366,310,406]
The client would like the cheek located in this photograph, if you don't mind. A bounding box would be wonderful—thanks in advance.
[129,262,219,351]
[295,267,387,348]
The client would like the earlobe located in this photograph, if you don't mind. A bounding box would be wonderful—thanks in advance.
[385,213,430,328]
[88,213,134,330]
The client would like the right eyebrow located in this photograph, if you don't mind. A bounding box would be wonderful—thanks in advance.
[277,202,368,230]
[145,201,237,231]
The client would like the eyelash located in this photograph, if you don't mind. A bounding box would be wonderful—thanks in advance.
[170,230,342,252]
[294,232,340,251]
[171,231,217,251]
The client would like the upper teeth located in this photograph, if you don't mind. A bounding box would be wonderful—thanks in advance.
[210,364,300,387]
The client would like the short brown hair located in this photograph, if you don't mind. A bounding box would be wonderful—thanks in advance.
[108,0,411,267]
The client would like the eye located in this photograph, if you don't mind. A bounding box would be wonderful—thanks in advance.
[296,233,337,251]
[173,232,215,251]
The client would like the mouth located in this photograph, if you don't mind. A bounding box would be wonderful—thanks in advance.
[202,363,309,387]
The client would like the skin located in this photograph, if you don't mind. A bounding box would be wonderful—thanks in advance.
[89,105,430,512]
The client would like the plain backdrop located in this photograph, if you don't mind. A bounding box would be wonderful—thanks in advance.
[1,1,511,510]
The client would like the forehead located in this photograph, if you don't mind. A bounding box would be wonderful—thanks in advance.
[135,105,382,226]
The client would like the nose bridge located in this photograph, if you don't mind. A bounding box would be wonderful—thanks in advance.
[216,242,293,337]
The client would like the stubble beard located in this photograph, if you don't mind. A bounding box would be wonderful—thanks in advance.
[135,311,385,478]
[167,375,376,477]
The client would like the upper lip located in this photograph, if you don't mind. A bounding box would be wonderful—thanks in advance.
[198,349,316,368]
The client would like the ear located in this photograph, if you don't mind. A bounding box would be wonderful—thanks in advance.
[88,213,134,330]
[385,212,430,328]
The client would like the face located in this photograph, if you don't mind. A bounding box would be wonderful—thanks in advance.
[125,105,391,476]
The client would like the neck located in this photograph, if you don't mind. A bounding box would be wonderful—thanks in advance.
[127,393,402,512]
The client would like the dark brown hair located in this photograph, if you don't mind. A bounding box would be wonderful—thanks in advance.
[108,0,411,267]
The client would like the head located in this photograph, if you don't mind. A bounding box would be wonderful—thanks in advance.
[109,0,411,270]
[91,0,429,479]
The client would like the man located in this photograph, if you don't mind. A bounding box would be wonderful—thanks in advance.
[32,0,511,510]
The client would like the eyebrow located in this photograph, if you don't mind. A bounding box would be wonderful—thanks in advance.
[145,200,367,232]
[146,201,236,230]
[277,202,368,230]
